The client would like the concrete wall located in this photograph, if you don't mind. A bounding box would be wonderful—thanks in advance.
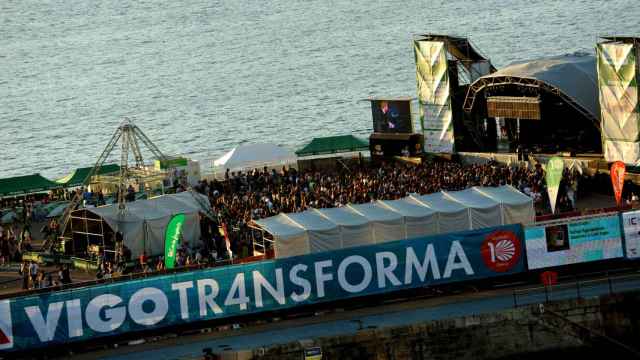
[249,292,640,360]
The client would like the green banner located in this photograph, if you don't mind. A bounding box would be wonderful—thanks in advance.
[164,214,186,269]
[545,157,564,214]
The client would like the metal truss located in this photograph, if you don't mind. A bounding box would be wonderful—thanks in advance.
[47,118,171,252]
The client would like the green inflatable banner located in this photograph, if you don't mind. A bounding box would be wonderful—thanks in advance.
[164,214,185,269]
[545,157,564,214]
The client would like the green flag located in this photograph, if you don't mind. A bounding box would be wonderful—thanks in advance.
[164,214,186,269]
[545,157,564,214]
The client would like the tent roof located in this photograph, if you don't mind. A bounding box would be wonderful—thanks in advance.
[55,164,121,187]
[348,202,404,222]
[474,185,533,206]
[377,198,436,218]
[86,191,211,226]
[254,214,305,238]
[476,52,599,120]
[314,207,369,226]
[0,173,61,197]
[443,188,500,209]
[213,143,296,172]
[256,185,533,237]
[285,211,336,231]
[412,192,467,213]
[295,135,369,156]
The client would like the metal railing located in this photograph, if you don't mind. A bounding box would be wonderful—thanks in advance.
[512,270,640,308]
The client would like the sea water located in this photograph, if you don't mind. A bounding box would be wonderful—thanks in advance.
[1,0,638,179]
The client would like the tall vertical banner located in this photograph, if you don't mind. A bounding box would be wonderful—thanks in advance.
[610,161,626,206]
[414,40,454,153]
[545,157,564,214]
[164,214,185,269]
[597,41,640,164]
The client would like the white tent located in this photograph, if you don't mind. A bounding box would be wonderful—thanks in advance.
[213,143,297,175]
[378,197,438,239]
[411,192,471,234]
[348,202,404,243]
[255,185,534,259]
[85,191,211,258]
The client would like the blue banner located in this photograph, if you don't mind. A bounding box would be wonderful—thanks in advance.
[0,224,524,353]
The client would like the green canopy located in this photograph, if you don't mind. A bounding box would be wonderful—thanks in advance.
[295,135,369,156]
[0,174,61,197]
[55,164,120,187]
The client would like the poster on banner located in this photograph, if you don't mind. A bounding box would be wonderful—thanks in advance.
[545,157,564,214]
[0,224,524,353]
[524,215,624,270]
[622,210,640,259]
[611,161,626,206]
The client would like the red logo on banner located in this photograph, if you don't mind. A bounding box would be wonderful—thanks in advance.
[0,329,9,345]
[481,230,521,272]
[611,161,626,207]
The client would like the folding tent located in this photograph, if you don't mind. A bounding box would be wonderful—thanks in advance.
[348,202,404,243]
[76,191,210,258]
[314,207,372,249]
[213,143,296,175]
[443,188,503,229]
[255,185,534,259]
[474,186,535,226]
[411,192,471,233]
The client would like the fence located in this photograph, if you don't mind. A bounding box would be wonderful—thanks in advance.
[512,270,640,308]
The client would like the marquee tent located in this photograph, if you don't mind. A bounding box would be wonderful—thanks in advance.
[72,191,211,258]
[213,143,296,175]
[254,185,534,258]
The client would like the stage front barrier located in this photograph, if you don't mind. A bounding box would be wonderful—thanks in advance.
[0,224,524,353]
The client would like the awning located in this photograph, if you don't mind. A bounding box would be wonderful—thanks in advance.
[55,164,121,187]
[0,174,61,197]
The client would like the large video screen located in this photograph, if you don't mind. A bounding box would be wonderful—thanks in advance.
[371,100,413,133]
[524,215,623,270]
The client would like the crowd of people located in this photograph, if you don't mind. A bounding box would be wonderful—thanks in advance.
[191,158,598,260]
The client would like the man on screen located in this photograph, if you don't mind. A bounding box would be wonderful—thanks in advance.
[379,101,400,132]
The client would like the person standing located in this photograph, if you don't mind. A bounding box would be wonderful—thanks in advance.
[20,261,30,290]
[29,261,39,289]
[60,265,72,285]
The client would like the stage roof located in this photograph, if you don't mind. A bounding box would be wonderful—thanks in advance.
[464,52,599,122]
